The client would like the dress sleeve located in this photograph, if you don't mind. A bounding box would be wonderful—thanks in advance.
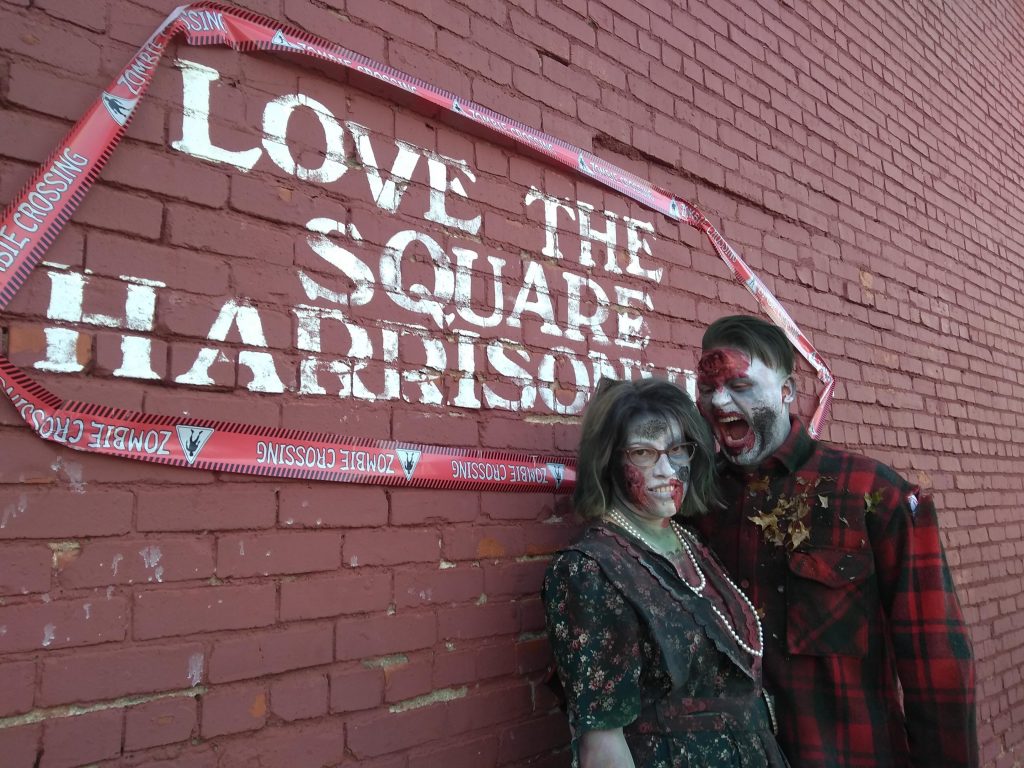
[543,549,643,733]
[870,490,978,768]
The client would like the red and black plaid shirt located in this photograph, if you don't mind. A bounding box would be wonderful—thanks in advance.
[693,418,977,768]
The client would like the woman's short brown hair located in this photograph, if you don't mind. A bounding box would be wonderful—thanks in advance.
[573,377,720,520]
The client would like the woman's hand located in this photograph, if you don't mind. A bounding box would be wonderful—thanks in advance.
[579,728,636,768]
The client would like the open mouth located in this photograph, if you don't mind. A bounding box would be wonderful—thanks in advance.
[716,413,753,452]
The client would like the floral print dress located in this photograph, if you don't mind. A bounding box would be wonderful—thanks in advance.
[543,522,789,768]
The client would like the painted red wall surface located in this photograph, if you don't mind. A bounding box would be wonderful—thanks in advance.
[1,0,1022,766]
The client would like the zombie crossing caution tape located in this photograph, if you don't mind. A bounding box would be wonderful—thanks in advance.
[0,1,834,490]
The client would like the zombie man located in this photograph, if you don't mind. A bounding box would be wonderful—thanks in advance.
[692,314,977,768]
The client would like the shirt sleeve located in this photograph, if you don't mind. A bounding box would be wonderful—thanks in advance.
[870,490,978,768]
[542,550,643,734]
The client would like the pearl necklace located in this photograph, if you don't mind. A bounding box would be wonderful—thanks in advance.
[606,509,763,658]
[607,509,705,593]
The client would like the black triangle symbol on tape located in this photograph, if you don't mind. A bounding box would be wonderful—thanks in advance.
[102,92,135,126]
[395,449,421,481]
[546,462,565,489]
[176,425,214,466]
[272,30,296,48]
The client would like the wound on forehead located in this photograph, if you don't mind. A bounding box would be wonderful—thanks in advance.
[697,348,750,389]
[632,415,669,441]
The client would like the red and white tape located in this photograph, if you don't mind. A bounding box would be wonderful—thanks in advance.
[0,1,834,490]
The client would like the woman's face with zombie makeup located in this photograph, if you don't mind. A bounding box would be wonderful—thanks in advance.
[620,414,691,524]
[695,347,794,467]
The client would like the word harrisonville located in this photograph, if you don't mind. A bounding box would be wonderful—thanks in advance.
[27,59,697,416]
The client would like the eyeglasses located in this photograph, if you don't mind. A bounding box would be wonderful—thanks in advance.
[622,442,696,468]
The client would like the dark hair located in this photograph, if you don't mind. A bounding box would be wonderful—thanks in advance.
[701,315,794,375]
[574,377,720,520]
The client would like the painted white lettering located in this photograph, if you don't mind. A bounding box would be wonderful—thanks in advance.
[524,187,576,261]
[424,155,481,234]
[507,261,561,337]
[298,218,375,307]
[624,216,662,282]
[379,229,454,329]
[452,247,504,328]
[347,121,422,213]
[577,201,618,271]
[175,299,285,392]
[562,273,611,343]
[171,59,262,171]
[262,93,347,183]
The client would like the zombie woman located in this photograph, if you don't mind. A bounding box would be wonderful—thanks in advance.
[543,378,788,768]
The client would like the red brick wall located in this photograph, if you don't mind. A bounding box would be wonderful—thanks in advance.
[1,0,1022,766]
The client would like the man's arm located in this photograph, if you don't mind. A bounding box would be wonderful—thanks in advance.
[872,491,978,768]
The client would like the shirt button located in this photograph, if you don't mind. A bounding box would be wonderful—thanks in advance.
[740,579,750,589]
[777,585,785,593]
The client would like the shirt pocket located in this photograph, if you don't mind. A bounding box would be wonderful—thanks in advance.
[786,546,875,657]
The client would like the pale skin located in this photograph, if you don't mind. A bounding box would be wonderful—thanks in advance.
[696,348,795,467]
[578,416,692,766]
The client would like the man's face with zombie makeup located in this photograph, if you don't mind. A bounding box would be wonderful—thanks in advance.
[696,347,794,467]
[620,414,691,523]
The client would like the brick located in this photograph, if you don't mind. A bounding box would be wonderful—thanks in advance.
[136,485,276,531]
[343,528,440,567]
[519,596,548,633]
[347,702,450,758]
[86,231,231,296]
[6,323,92,370]
[483,558,549,598]
[390,488,481,525]
[0,543,51,594]
[58,537,214,588]
[336,610,437,660]
[446,680,532,732]
[393,408,480,446]
[409,734,499,768]
[329,665,384,712]
[443,524,526,560]
[124,695,198,751]
[270,670,329,721]
[0,723,40,768]
[394,564,485,607]
[516,635,554,674]
[133,582,277,639]
[201,683,268,738]
[75,183,163,239]
[165,203,296,265]
[437,601,519,641]
[208,623,334,683]
[216,531,342,577]
[0,13,101,76]
[499,712,571,763]
[280,570,391,621]
[0,660,35,717]
[103,141,230,208]
[383,653,434,703]
[0,595,126,653]
[207,720,347,767]
[433,645,481,688]
[39,708,123,768]
[0,488,132,539]
[39,642,205,706]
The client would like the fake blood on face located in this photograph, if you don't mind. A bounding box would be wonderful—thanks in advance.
[697,348,750,390]
[625,464,650,508]
[697,348,756,453]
